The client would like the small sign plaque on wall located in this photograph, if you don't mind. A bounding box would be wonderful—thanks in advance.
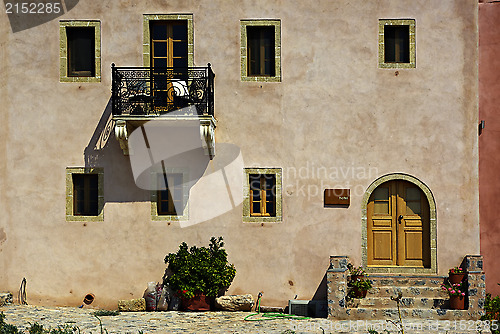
[324,189,350,206]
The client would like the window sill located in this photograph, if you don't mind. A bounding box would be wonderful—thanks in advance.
[379,62,415,69]
[241,76,281,82]
[60,76,101,83]
[151,215,188,222]
[243,216,282,223]
[66,214,103,222]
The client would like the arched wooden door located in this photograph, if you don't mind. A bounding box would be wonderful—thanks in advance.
[367,180,431,267]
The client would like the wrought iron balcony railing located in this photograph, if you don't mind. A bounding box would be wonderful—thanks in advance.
[111,64,214,117]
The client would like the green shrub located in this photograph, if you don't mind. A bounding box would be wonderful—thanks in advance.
[0,312,19,334]
[481,293,500,334]
[28,322,45,334]
[28,322,79,334]
[164,236,236,299]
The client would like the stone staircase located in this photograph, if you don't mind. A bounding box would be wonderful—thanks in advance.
[344,274,459,320]
[327,255,486,320]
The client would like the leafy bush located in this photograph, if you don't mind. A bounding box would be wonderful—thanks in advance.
[1,314,79,334]
[0,312,19,334]
[1,312,145,334]
[481,293,500,334]
[163,236,236,299]
[28,323,79,334]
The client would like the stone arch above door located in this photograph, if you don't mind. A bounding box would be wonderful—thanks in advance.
[361,173,437,274]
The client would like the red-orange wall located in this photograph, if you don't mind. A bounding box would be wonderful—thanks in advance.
[479,1,500,297]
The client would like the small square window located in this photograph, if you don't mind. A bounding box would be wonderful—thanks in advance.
[241,20,281,82]
[67,27,95,77]
[151,170,189,221]
[379,19,415,69]
[60,20,101,82]
[384,25,409,63]
[243,168,282,222]
[249,174,276,217]
[247,26,275,77]
[157,173,183,216]
[73,174,98,216]
[66,167,104,221]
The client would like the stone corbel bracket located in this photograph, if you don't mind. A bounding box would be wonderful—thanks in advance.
[200,117,216,159]
[114,116,216,158]
[114,120,130,155]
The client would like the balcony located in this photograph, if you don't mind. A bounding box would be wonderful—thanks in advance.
[111,64,216,157]
[111,64,214,117]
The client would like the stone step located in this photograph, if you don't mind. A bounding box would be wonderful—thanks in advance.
[366,274,448,288]
[366,286,449,298]
[342,307,479,320]
[353,296,447,309]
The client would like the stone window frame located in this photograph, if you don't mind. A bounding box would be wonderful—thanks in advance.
[243,168,282,223]
[361,173,437,274]
[240,19,281,82]
[378,19,416,69]
[59,20,101,82]
[143,14,194,67]
[66,167,104,222]
[150,168,189,222]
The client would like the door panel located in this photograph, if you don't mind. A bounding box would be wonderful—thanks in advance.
[368,180,430,268]
[367,182,396,266]
[404,231,423,260]
[372,231,394,261]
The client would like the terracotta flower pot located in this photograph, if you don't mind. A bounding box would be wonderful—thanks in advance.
[181,293,211,311]
[352,287,368,298]
[449,273,466,284]
[450,294,465,310]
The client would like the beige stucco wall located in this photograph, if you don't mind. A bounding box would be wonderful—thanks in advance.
[0,0,479,308]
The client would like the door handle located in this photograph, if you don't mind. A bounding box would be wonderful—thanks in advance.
[398,215,403,224]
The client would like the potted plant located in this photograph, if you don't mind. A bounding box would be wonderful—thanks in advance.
[346,263,371,298]
[163,236,236,311]
[448,266,466,284]
[441,280,467,310]
[347,263,366,281]
[349,277,373,298]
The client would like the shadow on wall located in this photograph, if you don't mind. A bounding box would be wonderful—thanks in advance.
[312,272,327,301]
[83,99,149,203]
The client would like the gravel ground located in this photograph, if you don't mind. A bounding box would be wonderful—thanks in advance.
[0,305,492,333]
